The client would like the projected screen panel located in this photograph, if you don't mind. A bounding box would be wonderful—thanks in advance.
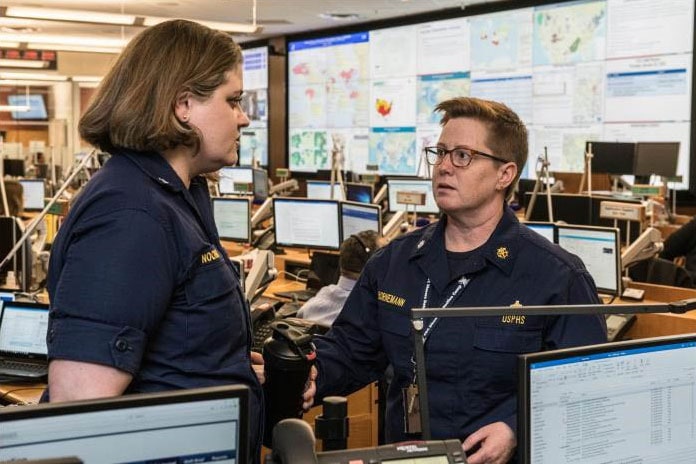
[273,198,341,250]
[340,201,382,240]
[519,335,696,464]
[212,197,251,242]
[18,179,45,211]
[387,178,439,214]
[556,224,620,295]
[240,46,269,166]
[287,0,695,190]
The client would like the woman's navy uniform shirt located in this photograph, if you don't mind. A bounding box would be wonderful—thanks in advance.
[315,207,607,448]
[46,149,263,456]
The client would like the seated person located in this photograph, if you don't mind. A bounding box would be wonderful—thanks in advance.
[298,230,383,325]
[2,180,23,217]
[660,215,696,280]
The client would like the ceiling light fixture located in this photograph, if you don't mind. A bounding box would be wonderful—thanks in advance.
[0,3,262,34]
[0,71,67,81]
[0,58,49,68]
[0,105,31,112]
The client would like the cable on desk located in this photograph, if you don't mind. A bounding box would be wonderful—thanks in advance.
[276,270,308,283]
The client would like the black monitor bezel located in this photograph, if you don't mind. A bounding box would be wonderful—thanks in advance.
[211,196,252,243]
[633,141,680,178]
[518,333,696,464]
[340,200,383,240]
[0,385,250,463]
[0,300,49,361]
[345,182,374,203]
[586,141,636,175]
[272,197,342,251]
[554,223,621,296]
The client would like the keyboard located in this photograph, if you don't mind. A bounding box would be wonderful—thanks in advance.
[273,289,317,302]
[0,359,47,378]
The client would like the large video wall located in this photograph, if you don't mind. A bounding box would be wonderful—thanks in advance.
[287,0,695,189]
[240,46,269,166]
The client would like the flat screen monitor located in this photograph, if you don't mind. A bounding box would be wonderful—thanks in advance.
[306,180,346,201]
[586,141,636,175]
[633,142,680,178]
[0,289,15,302]
[7,94,48,120]
[340,201,382,240]
[519,334,696,464]
[0,301,49,358]
[345,182,374,204]
[252,168,269,202]
[2,159,25,177]
[556,224,620,296]
[524,193,593,226]
[18,179,45,211]
[523,221,555,243]
[0,385,249,463]
[273,198,341,250]
[212,197,251,243]
[219,167,254,195]
[387,178,438,214]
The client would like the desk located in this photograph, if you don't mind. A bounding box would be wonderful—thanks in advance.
[0,380,45,405]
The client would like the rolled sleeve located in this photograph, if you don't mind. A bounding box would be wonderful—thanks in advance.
[48,317,147,374]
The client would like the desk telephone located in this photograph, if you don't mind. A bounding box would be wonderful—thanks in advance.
[251,301,329,352]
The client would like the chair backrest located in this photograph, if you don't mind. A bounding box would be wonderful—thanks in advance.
[628,257,694,289]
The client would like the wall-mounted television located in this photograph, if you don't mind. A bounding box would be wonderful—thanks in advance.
[7,94,48,120]
[286,0,695,191]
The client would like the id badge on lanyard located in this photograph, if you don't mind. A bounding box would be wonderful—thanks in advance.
[403,276,470,434]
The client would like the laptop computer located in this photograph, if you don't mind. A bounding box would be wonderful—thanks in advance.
[0,301,49,379]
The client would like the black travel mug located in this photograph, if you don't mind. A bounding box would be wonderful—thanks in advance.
[262,319,316,448]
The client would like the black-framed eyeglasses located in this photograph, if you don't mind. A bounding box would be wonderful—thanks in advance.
[423,146,509,168]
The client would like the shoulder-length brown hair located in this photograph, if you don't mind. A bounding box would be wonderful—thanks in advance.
[79,19,243,153]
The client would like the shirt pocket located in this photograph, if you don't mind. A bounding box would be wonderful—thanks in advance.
[377,307,412,374]
[183,258,246,372]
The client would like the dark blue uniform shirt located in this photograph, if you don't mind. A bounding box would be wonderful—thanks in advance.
[315,207,607,451]
[46,149,262,458]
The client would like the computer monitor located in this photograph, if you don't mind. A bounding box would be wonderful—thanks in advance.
[0,289,15,302]
[252,168,269,202]
[340,201,382,240]
[586,141,636,175]
[633,141,680,178]
[7,94,48,120]
[18,179,45,211]
[0,385,250,463]
[345,182,373,204]
[2,159,25,177]
[212,197,251,243]
[524,193,593,226]
[273,198,341,250]
[386,178,439,214]
[306,180,346,201]
[518,334,696,464]
[555,224,621,296]
[219,167,254,195]
[523,221,555,243]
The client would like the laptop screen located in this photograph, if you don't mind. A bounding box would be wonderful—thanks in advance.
[0,385,249,463]
[0,302,49,357]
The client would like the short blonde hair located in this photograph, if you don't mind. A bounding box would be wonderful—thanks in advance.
[435,97,528,200]
[79,19,243,153]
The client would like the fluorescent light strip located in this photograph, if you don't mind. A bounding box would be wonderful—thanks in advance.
[144,16,260,33]
[0,59,49,68]
[0,105,31,112]
[26,43,122,54]
[0,72,67,81]
[5,6,136,26]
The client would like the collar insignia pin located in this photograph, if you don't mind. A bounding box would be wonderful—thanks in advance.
[417,240,425,250]
[496,246,509,259]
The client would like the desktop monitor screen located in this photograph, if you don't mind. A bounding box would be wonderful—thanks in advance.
[252,168,269,202]
[306,180,346,201]
[340,201,382,240]
[0,301,49,359]
[7,94,48,120]
[518,334,696,464]
[18,179,45,211]
[0,385,249,463]
[387,178,439,214]
[3,159,25,177]
[586,141,636,175]
[524,193,593,226]
[556,224,620,296]
[345,182,373,204]
[212,197,251,243]
[523,221,554,243]
[219,167,254,195]
[273,198,341,250]
[633,142,680,178]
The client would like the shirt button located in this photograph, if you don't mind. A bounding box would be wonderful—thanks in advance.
[115,339,129,352]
